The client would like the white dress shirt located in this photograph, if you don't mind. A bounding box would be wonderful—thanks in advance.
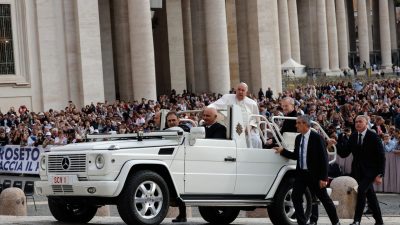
[358,128,367,145]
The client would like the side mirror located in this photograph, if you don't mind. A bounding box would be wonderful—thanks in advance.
[189,127,205,145]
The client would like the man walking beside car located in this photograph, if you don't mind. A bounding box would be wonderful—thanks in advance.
[278,97,319,225]
[274,115,340,225]
[332,115,385,225]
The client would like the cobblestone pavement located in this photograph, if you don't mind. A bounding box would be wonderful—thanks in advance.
[10,193,400,225]
[2,216,400,225]
[27,193,400,216]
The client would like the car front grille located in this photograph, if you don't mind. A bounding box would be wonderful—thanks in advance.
[52,185,73,193]
[48,154,87,173]
[78,177,88,181]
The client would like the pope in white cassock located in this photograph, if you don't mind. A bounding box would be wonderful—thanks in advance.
[208,82,259,127]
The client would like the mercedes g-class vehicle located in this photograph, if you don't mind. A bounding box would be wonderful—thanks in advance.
[35,105,336,225]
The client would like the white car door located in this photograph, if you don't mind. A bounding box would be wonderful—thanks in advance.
[235,146,290,195]
[184,139,237,194]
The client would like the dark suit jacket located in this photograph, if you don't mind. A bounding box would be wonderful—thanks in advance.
[280,110,298,134]
[337,129,385,180]
[281,130,329,181]
[205,123,227,139]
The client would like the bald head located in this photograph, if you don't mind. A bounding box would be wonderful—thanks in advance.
[236,82,248,101]
[203,107,218,126]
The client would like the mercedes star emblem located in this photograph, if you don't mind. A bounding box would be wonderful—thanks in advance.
[61,157,70,170]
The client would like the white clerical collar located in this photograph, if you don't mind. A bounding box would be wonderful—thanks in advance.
[206,122,216,128]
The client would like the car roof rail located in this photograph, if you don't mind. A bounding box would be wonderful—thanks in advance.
[85,131,183,142]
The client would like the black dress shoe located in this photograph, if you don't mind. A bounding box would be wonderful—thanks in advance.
[307,222,317,225]
[374,223,384,225]
[172,217,187,223]
[349,222,360,225]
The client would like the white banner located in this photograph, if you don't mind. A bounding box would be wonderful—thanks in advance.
[0,145,45,175]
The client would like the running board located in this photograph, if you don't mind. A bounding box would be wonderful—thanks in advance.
[183,199,272,207]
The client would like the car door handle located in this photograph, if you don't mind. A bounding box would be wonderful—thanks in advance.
[224,157,236,162]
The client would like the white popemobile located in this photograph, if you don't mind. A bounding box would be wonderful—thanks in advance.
[35,105,337,225]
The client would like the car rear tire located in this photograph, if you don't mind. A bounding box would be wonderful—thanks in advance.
[117,170,170,225]
[198,206,240,224]
[268,177,312,225]
[48,197,97,223]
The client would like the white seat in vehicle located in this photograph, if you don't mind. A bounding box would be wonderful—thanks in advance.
[282,132,299,151]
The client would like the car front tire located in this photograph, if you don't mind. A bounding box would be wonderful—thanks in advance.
[117,170,170,225]
[198,206,240,224]
[48,197,97,223]
[268,177,312,225]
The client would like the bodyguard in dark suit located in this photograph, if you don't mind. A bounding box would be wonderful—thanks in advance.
[334,115,385,225]
[279,97,319,225]
[203,107,226,139]
[275,115,340,225]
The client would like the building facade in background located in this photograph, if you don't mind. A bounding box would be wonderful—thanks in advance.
[0,0,398,111]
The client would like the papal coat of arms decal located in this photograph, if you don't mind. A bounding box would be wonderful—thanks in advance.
[236,123,243,135]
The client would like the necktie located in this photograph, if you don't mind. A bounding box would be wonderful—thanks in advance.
[300,135,305,169]
[358,133,362,146]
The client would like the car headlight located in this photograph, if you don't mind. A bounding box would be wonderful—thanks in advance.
[95,154,105,169]
[40,156,46,170]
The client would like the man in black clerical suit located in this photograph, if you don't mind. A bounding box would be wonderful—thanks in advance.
[280,97,298,133]
[265,97,298,146]
[203,107,227,139]
[274,115,340,225]
[332,115,385,225]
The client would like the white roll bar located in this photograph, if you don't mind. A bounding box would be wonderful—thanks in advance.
[86,130,183,141]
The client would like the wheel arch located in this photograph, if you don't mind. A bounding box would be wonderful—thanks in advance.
[265,165,296,200]
[114,160,179,202]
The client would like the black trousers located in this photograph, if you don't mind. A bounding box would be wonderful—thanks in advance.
[353,176,383,223]
[177,201,186,218]
[310,194,319,223]
[292,170,339,225]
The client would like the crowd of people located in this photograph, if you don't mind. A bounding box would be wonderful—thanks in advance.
[2,78,400,151]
